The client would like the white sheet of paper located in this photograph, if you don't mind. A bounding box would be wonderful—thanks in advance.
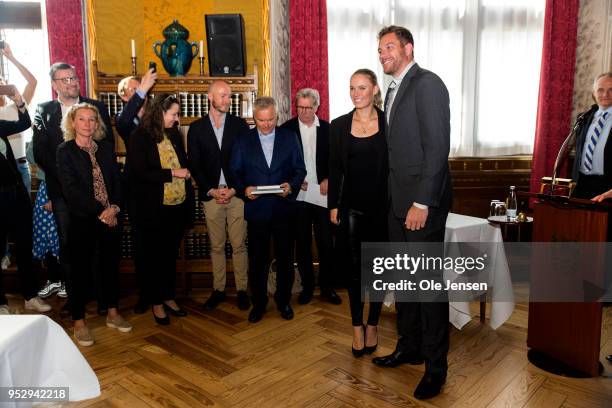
[303,183,328,208]
[253,185,283,195]
[297,189,306,202]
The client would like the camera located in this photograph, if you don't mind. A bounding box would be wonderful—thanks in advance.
[148,61,157,73]
[0,84,17,96]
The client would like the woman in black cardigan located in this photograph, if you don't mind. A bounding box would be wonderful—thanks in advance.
[57,103,131,346]
[128,94,194,325]
[328,69,388,357]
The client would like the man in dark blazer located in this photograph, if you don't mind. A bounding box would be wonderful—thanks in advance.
[188,80,251,311]
[32,62,113,313]
[115,68,157,314]
[571,72,612,199]
[230,96,306,323]
[573,74,612,349]
[280,88,340,306]
[372,26,452,401]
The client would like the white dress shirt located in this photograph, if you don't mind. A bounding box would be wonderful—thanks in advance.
[298,116,319,188]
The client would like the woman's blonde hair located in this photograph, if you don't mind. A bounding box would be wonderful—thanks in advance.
[62,102,107,141]
[351,68,383,109]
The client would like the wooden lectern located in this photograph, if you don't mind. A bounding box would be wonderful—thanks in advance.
[526,193,610,377]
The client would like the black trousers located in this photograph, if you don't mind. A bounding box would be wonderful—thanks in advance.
[139,204,185,305]
[388,206,450,376]
[51,197,71,288]
[247,218,295,310]
[295,201,334,293]
[130,220,147,302]
[43,253,60,282]
[125,180,147,304]
[0,186,37,303]
[69,215,120,321]
[338,208,385,327]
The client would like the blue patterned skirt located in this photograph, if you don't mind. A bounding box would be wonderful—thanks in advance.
[32,181,60,260]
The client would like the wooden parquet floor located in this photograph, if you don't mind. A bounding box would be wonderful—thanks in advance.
[10,291,612,408]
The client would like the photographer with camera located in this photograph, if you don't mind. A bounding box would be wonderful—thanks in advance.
[0,86,51,314]
[0,41,38,270]
[0,42,37,176]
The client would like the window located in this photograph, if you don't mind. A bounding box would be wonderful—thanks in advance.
[1,0,52,107]
[327,0,545,156]
[0,0,51,151]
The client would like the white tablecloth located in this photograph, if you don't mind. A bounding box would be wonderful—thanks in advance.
[0,315,100,407]
[445,213,515,329]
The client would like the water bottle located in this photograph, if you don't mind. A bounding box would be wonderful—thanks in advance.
[507,185,517,221]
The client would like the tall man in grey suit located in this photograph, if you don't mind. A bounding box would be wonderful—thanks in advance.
[372,26,452,401]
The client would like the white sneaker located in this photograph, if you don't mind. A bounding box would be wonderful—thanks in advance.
[57,282,68,298]
[24,297,52,312]
[37,280,62,298]
[0,304,10,315]
[74,326,95,347]
[1,256,10,270]
[106,315,133,332]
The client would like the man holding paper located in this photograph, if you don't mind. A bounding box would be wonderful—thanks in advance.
[230,96,306,323]
[280,88,341,306]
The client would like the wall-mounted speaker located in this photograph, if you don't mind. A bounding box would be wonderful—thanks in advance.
[205,14,246,77]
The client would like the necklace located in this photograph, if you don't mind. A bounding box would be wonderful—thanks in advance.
[353,114,376,135]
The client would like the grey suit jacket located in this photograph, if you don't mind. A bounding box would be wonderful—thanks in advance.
[386,63,452,218]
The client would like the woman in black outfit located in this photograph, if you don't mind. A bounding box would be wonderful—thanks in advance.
[329,68,387,357]
[57,103,131,346]
[128,94,193,325]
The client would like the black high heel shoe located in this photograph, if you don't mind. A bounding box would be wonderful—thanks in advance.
[352,324,366,357]
[364,324,378,354]
[163,302,187,317]
[152,306,170,325]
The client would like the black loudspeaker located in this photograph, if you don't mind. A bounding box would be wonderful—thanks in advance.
[205,14,247,77]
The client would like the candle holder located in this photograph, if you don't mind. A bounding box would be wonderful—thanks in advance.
[199,57,205,76]
[131,57,137,76]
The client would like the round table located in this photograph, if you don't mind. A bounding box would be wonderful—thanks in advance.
[487,215,533,241]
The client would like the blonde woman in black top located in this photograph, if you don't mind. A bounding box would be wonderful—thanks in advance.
[328,69,388,357]
[57,103,131,346]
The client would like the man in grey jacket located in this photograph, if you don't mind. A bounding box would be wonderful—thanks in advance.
[372,25,452,401]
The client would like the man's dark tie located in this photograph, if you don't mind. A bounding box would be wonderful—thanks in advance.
[384,80,397,123]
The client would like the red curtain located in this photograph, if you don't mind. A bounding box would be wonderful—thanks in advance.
[45,0,87,95]
[289,0,329,121]
[530,0,580,195]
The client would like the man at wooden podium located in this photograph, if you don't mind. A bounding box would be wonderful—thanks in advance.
[572,72,612,364]
[571,72,612,199]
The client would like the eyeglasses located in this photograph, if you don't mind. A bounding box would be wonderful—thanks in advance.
[53,76,78,84]
[296,105,314,111]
